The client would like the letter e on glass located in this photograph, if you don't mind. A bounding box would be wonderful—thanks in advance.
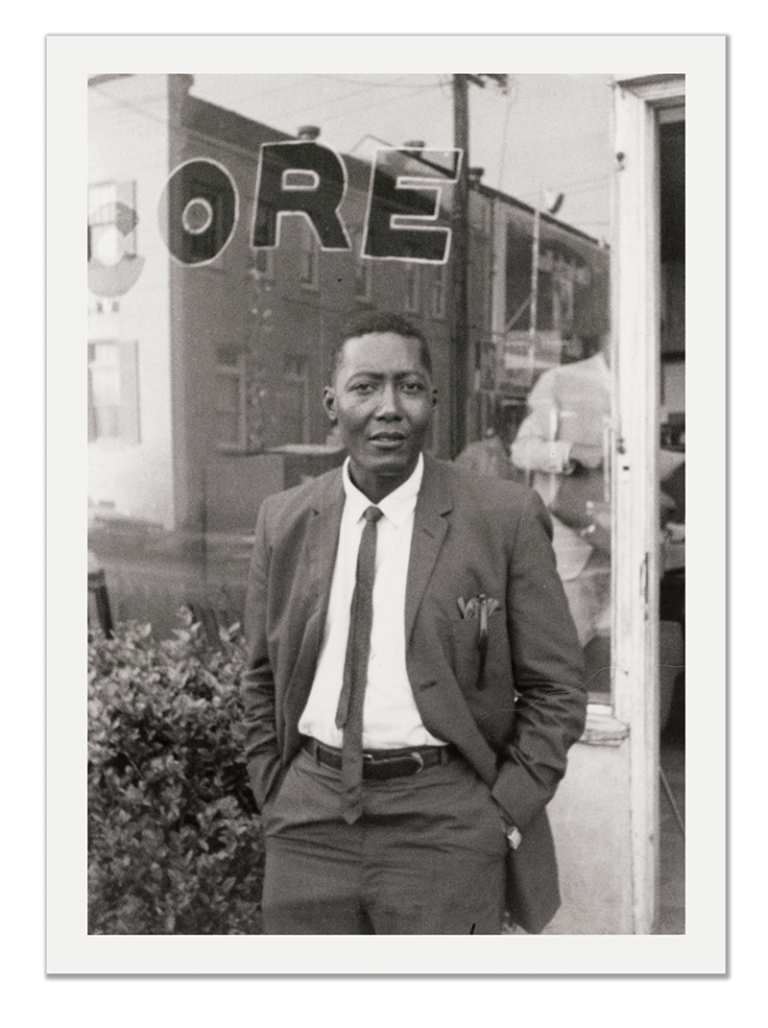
[362,148,462,263]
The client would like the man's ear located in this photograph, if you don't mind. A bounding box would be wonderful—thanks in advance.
[431,387,439,409]
[323,386,338,423]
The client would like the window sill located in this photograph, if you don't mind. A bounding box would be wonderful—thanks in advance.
[579,706,630,747]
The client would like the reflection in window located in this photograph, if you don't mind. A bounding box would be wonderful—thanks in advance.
[510,338,612,697]
[354,245,373,301]
[277,355,309,444]
[551,256,576,335]
[87,74,619,684]
[215,352,246,450]
[404,261,420,313]
[430,264,446,319]
[252,247,275,281]
[182,172,231,266]
[88,340,140,444]
[88,342,120,438]
[299,221,319,288]
[88,181,137,265]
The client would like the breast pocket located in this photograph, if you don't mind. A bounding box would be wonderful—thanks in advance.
[445,618,483,690]
[444,609,510,693]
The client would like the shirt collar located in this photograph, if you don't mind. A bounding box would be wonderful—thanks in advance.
[342,453,424,528]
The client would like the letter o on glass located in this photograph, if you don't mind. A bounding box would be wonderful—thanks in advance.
[158,159,239,266]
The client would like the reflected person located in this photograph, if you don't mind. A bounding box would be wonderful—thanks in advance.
[511,336,612,689]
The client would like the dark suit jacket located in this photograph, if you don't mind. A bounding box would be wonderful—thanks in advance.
[241,456,587,932]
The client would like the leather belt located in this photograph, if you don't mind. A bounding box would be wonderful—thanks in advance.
[301,736,457,780]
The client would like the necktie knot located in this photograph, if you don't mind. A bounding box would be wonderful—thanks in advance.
[364,505,383,524]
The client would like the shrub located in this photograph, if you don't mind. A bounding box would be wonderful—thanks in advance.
[88,611,265,934]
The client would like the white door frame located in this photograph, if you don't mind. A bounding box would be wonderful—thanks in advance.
[611,74,685,934]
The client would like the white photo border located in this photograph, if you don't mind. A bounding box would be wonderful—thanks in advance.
[47,33,726,975]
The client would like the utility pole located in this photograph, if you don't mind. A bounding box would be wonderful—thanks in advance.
[450,74,470,458]
[450,73,509,458]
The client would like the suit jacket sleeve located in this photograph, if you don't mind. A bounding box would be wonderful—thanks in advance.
[490,488,587,829]
[240,500,284,811]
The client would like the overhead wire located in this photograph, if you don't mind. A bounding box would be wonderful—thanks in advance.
[191,74,332,109]
[92,75,609,233]
[90,80,171,128]
[305,74,429,89]
[90,76,442,159]
[259,79,443,127]
[321,83,445,126]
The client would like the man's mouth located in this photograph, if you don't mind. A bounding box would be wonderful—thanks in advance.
[369,431,407,449]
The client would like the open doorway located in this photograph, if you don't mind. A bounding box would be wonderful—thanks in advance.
[657,109,686,933]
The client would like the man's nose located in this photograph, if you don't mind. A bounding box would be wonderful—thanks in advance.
[376,382,403,418]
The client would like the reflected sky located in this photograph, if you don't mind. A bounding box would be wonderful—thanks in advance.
[191,73,612,241]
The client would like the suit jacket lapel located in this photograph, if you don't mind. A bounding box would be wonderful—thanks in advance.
[405,457,453,642]
[286,469,344,704]
[309,468,345,630]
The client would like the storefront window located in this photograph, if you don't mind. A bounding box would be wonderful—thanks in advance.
[74,54,712,945]
[86,73,646,708]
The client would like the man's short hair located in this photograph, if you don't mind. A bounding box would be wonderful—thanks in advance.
[329,311,433,383]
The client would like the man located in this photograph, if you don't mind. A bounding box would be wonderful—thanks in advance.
[510,339,612,687]
[241,311,586,935]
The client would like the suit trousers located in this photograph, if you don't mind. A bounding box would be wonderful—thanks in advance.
[260,747,508,934]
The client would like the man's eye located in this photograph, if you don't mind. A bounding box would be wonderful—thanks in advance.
[352,382,375,394]
[402,381,424,393]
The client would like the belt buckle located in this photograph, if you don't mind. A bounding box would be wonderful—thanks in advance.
[362,750,426,776]
[408,751,425,774]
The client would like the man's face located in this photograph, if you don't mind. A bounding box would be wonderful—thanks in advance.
[324,331,437,501]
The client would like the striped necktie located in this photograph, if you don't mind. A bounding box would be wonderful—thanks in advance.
[335,505,383,824]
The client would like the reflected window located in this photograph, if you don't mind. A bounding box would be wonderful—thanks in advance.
[88,182,137,266]
[215,352,246,450]
[277,355,309,444]
[404,262,421,313]
[299,221,319,288]
[252,247,275,282]
[88,340,140,444]
[354,235,373,301]
[430,264,446,319]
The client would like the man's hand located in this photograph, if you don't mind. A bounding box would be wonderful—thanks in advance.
[491,796,523,849]
[568,443,603,470]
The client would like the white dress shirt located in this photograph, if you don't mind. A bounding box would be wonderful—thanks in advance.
[298,453,446,750]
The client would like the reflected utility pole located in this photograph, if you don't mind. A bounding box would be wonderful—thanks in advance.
[450,73,509,458]
[451,74,470,458]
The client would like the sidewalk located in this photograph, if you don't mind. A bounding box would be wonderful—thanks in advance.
[658,696,685,934]
[90,524,687,935]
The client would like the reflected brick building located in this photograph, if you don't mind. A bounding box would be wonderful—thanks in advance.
[88,73,608,542]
